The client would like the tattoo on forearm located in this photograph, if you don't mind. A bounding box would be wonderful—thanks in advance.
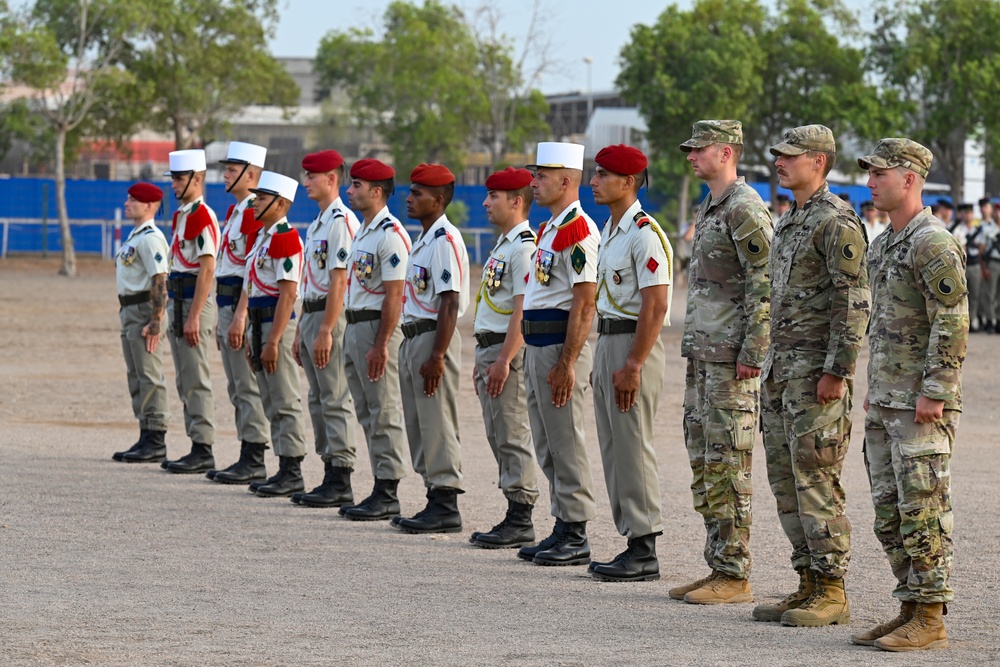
[151,274,167,319]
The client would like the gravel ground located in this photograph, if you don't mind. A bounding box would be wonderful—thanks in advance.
[1,256,998,666]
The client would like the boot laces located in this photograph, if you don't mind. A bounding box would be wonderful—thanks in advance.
[778,575,811,606]
[487,517,510,534]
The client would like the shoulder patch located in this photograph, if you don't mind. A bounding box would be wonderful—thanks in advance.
[141,228,155,235]
[919,250,967,308]
[570,243,587,275]
[632,210,648,224]
[519,229,536,243]
[733,217,770,264]
[382,221,396,230]
[332,210,345,220]
[834,225,866,277]
[435,227,448,238]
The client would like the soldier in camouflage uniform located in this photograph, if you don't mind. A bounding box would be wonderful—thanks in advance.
[851,139,967,652]
[754,125,871,628]
[671,120,773,605]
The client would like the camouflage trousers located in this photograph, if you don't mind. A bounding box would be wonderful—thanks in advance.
[863,404,956,603]
[761,372,852,579]
[682,359,757,579]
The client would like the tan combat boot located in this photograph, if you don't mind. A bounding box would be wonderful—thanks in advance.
[752,568,814,622]
[683,573,753,604]
[668,571,718,600]
[780,574,850,626]
[850,601,916,646]
[874,602,948,652]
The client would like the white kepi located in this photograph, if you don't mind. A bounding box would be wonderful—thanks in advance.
[220,141,266,167]
[164,149,207,175]
[252,171,299,203]
[528,142,585,170]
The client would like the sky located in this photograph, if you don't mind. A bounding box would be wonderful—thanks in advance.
[270,0,874,95]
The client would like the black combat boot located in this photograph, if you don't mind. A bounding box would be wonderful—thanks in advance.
[471,500,535,549]
[163,442,215,474]
[590,533,661,582]
[121,430,167,463]
[255,456,305,497]
[532,521,591,566]
[343,479,401,521]
[517,519,566,561]
[300,461,354,508]
[396,488,462,534]
[113,429,149,461]
[213,442,268,484]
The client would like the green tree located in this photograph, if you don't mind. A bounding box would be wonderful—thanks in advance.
[616,0,767,226]
[868,0,1000,203]
[130,0,298,150]
[316,0,487,175]
[5,0,149,276]
[748,0,904,204]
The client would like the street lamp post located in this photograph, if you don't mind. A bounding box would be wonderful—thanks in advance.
[583,56,593,132]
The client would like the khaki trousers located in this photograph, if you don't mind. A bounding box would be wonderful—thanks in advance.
[119,302,169,432]
[298,310,357,465]
[217,303,269,444]
[168,297,216,444]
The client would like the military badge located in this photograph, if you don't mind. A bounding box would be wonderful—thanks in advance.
[178,239,185,249]
[834,227,865,276]
[486,258,506,295]
[441,269,451,283]
[355,251,375,285]
[646,258,659,273]
[229,239,237,251]
[611,270,621,285]
[389,253,400,268]
[411,265,428,293]
[535,249,554,285]
[570,244,587,275]
[119,245,136,266]
[257,253,267,269]
[337,247,348,262]
[315,240,328,269]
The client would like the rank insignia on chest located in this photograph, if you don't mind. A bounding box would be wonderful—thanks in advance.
[315,240,328,269]
[354,251,375,284]
[411,265,428,293]
[486,258,506,295]
[612,270,621,285]
[535,249,554,285]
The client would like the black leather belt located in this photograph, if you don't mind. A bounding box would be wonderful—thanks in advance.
[402,319,437,339]
[302,297,327,314]
[598,318,638,335]
[216,282,242,299]
[346,309,381,324]
[118,291,150,307]
[474,331,506,348]
[521,320,568,335]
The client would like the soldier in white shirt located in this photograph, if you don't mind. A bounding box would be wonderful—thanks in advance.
[516,142,600,568]
[395,163,470,534]
[468,167,540,549]
[861,201,888,242]
[114,183,171,463]
[588,145,673,582]
[209,142,272,485]
[230,172,309,498]
[162,150,220,474]
[340,159,412,521]
[290,150,361,508]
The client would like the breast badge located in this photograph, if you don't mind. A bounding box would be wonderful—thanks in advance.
[354,251,375,285]
[411,265,428,293]
[315,240,328,270]
[118,245,136,267]
[535,249,554,286]
[485,258,506,295]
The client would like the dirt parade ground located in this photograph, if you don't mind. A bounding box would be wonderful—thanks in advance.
[1,256,998,666]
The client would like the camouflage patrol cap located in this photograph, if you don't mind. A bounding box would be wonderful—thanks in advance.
[679,120,743,152]
[769,125,836,156]
[857,138,933,179]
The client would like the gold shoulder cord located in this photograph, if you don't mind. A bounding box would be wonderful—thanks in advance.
[474,281,513,317]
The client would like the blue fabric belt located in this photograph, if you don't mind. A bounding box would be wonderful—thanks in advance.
[522,308,569,347]
[215,276,243,307]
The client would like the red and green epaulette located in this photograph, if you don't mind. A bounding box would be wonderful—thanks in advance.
[241,207,264,251]
[550,208,590,252]
[182,202,215,241]
[267,222,303,258]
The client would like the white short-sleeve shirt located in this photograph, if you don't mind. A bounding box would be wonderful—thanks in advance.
[345,206,412,311]
[301,197,360,301]
[168,197,219,274]
[116,219,169,295]
[523,200,599,311]
[402,215,470,323]
[473,220,535,334]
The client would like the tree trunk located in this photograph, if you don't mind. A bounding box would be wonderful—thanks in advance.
[55,127,77,277]
[677,172,691,229]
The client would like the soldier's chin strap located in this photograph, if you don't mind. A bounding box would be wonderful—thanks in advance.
[255,195,278,221]
[225,163,250,194]
[174,172,194,202]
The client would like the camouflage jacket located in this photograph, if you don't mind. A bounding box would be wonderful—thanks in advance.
[681,177,773,366]
[867,207,968,411]
[763,184,870,382]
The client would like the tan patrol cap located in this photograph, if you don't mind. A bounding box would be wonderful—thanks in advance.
[857,138,933,179]
[679,120,743,152]
[769,125,836,156]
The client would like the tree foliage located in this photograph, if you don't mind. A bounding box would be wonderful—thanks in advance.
[129,0,298,149]
[315,0,550,175]
[867,0,1000,202]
